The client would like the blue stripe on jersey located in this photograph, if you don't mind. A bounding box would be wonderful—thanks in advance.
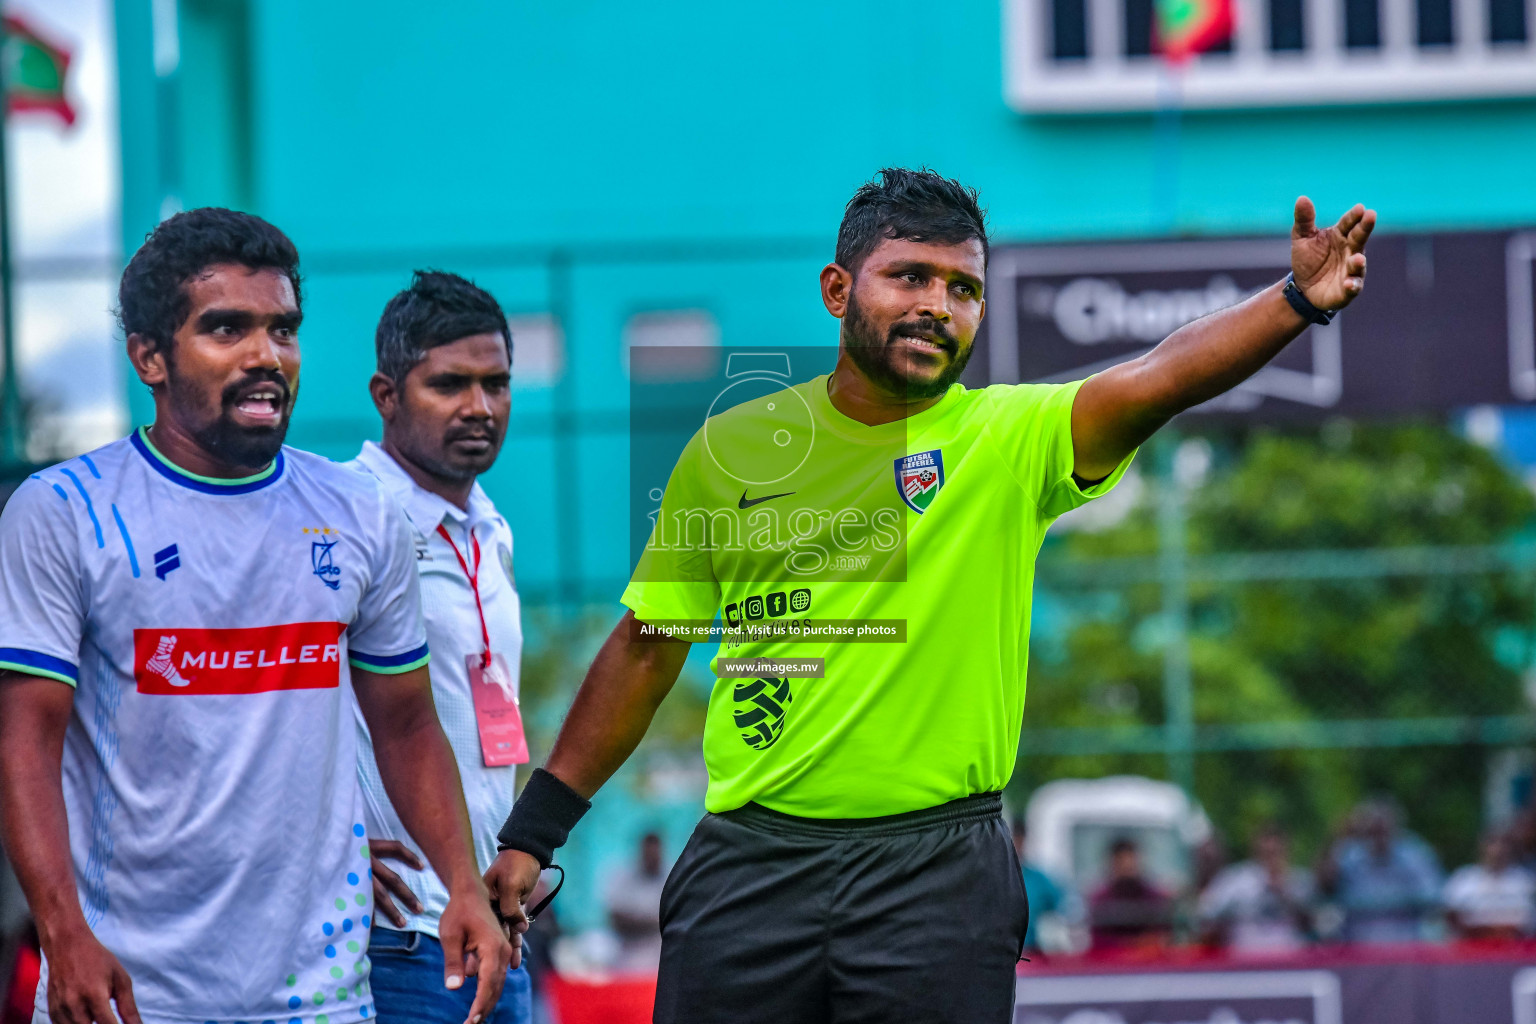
[0,647,79,683]
[111,505,141,578]
[80,453,101,479]
[58,467,104,549]
[82,645,122,927]
[348,642,431,669]
[129,427,285,495]
[33,473,68,500]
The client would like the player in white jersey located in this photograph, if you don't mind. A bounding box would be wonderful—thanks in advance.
[0,209,510,1024]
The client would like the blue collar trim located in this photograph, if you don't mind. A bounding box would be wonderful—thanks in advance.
[130,428,286,495]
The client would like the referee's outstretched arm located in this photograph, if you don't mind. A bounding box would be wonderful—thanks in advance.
[481,195,1376,939]
[484,611,690,930]
[1071,196,1375,483]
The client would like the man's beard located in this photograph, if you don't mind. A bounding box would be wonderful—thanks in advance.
[842,290,973,401]
[173,369,294,469]
[413,446,487,484]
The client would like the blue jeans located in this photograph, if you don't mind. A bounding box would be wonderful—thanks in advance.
[368,928,532,1024]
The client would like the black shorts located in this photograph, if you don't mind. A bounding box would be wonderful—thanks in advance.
[654,792,1028,1024]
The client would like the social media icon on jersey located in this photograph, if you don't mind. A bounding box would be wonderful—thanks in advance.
[153,544,180,581]
[766,591,787,617]
[790,588,811,614]
[744,595,765,620]
[311,537,341,590]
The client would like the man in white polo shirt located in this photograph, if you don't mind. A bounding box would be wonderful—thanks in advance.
[349,271,531,1024]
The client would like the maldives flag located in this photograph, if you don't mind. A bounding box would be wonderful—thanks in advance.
[1155,0,1234,62]
[3,15,76,126]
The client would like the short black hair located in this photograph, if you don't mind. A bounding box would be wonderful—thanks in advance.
[375,270,511,383]
[834,167,989,275]
[1110,836,1138,857]
[117,207,302,352]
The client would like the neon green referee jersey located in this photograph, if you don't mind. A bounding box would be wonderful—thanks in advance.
[620,373,1134,817]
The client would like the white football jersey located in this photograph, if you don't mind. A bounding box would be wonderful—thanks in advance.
[0,428,429,1024]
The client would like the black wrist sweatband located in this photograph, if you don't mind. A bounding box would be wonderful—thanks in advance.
[496,768,591,869]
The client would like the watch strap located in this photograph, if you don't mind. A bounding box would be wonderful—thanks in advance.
[1283,272,1336,326]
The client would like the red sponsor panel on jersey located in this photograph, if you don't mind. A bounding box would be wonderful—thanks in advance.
[134,622,347,695]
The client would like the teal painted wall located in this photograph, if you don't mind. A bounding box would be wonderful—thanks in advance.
[116,0,1536,597]
[133,0,1536,247]
[116,0,1536,600]
[113,0,1536,929]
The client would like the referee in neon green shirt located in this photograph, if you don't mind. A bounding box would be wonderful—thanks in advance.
[488,168,1375,1023]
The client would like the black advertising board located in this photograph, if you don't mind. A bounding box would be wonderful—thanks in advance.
[1013,947,1536,1024]
[970,230,1536,417]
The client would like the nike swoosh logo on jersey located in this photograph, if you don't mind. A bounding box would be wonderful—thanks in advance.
[738,490,795,509]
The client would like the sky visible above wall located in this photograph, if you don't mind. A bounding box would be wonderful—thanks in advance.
[8,0,123,458]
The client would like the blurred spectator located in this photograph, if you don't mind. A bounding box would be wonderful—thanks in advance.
[1192,832,1229,897]
[1011,817,1083,954]
[1443,830,1535,941]
[1089,837,1174,951]
[1508,806,1536,874]
[1321,801,1443,944]
[1197,823,1314,953]
[603,832,667,972]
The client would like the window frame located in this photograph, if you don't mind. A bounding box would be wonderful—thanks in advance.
[1007,0,1536,112]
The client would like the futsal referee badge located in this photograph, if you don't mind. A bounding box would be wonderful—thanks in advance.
[895,449,945,514]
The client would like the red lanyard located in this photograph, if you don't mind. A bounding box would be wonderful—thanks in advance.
[436,523,492,668]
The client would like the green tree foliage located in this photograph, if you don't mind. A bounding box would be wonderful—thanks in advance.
[1020,422,1536,866]
[518,607,710,780]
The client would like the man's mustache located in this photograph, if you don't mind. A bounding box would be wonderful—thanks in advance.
[887,318,958,352]
[220,369,292,410]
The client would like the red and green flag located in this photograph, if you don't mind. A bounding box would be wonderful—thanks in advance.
[1154,0,1234,62]
[3,15,76,126]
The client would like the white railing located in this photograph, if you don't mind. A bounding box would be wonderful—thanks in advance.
[1005,0,1536,111]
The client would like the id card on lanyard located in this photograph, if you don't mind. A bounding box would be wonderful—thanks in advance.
[436,523,530,767]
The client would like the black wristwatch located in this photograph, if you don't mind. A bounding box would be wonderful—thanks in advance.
[1282,272,1336,326]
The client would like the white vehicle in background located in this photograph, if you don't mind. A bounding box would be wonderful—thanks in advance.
[1024,776,1212,951]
